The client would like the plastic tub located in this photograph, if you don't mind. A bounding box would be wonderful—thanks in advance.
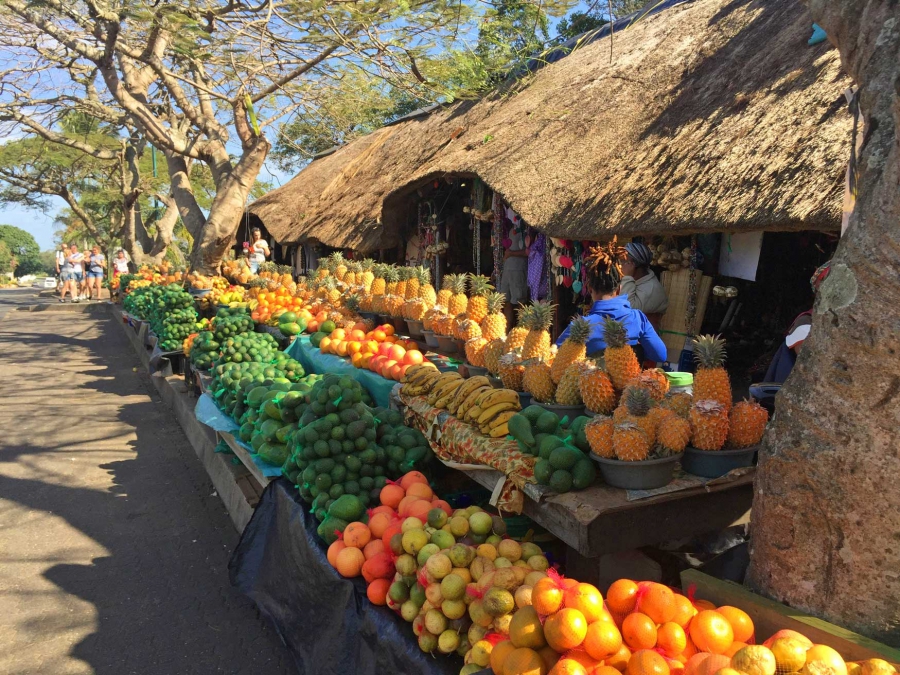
[683,445,758,478]
[435,335,458,354]
[665,371,693,395]
[488,376,503,388]
[591,453,683,490]
[406,320,424,339]
[390,316,407,336]
[466,364,488,377]
[537,402,586,419]
[518,391,533,409]
[422,330,439,348]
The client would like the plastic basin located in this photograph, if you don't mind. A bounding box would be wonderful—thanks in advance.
[488,376,503,388]
[683,445,758,478]
[537,402,586,419]
[466,364,488,377]
[436,336,458,354]
[406,320,424,338]
[591,453,683,490]
[518,391,533,409]
[422,330,439,348]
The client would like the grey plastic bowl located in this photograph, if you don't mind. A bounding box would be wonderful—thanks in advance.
[436,335,458,354]
[683,445,758,478]
[518,391,533,409]
[591,453,683,490]
[538,402,586,419]
[406,320,424,339]
[390,316,407,335]
[466,364,488,377]
[422,330,439,348]
[488,376,503,388]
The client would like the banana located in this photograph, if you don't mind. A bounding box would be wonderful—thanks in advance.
[449,377,491,414]
[409,367,440,387]
[426,374,460,404]
[428,377,463,405]
[404,364,434,383]
[489,422,509,438]
[488,410,517,430]
[457,386,492,418]
[465,405,483,423]
[477,401,520,426]
[479,388,520,409]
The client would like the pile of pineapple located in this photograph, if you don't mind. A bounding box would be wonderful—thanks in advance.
[582,333,769,463]
[221,258,254,284]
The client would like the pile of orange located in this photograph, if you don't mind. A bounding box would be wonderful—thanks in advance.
[250,287,310,325]
[319,323,425,381]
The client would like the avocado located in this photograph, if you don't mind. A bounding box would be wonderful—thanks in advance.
[535,411,560,434]
[571,458,597,490]
[316,516,348,545]
[259,418,281,443]
[539,435,565,460]
[239,422,254,443]
[549,445,582,470]
[534,458,553,485]
[246,386,269,407]
[549,469,573,493]
[521,405,546,425]
[328,494,365,522]
[507,413,535,446]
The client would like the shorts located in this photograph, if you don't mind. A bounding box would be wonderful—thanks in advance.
[249,260,260,274]
[87,271,104,279]
[59,270,70,282]
[70,271,84,283]
[500,256,529,305]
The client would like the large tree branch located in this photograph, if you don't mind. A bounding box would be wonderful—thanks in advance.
[0,108,118,160]
[248,44,339,103]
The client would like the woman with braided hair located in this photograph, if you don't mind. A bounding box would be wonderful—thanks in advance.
[555,239,667,361]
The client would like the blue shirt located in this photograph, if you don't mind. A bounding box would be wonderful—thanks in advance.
[555,296,668,362]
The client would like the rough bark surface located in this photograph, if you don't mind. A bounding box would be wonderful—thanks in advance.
[747,0,900,646]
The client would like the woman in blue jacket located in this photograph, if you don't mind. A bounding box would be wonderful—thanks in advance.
[556,240,667,362]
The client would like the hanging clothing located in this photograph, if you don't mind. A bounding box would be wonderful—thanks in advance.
[528,234,546,302]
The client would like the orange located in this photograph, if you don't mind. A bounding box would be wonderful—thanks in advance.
[688,654,731,675]
[724,641,747,657]
[564,583,605,623]
[596,668,625,675]
[693,599,716,611]
[342,522,371,548]
[363,539,385,559]
[672,594,697,629]
[549,657,589,675]
[350,329,367,341]
[405,482,434,501]
[372,329,386,342]
[583,619,623,660]
[397,494,424,518]
[367,578,390,605]
[351,352,364,368]
[621,613,658,651]
[327,539,346,567]
[382,323,395,336]
[331,328,346,340]
[335,341,349,357]
[403,350,425,365]
[638,584,677,625]
[335,546,365,577]
[532,577,565,615]
[544,608,588,652]
[627,650,670,675]
[348,341,362,355]
[388,344,406,361]
[716,607,754,644]
[400,471,428,490]
[430,499,452,515]
[380,483,405,508]
[490,640,517,674]
[606,580,639,615]
[406,499,432,522]
[762,630,813,650]
[319,336,332,353]
[509,606,547,649]
[503,647,546,675]
[606,645,633,672]
[563,650,602,670]
[368,512,393,539]
[804,645,847,675]
[689,611,733,655]
[657,623,687,658]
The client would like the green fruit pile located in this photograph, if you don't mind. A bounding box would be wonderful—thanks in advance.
[507,405,596,493]
[237,375,323,467]
[212,311,255,342]
[159,308,199,350]
[276,311,306,336]
[210,361,312,418]
[213,332,280,367]
[125,284,199,351]
[189,331,220,370]
[373,407,434,476]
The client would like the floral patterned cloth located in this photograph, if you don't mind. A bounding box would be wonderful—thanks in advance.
[399,393,537,513]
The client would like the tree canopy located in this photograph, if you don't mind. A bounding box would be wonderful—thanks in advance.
[0,224,43,275]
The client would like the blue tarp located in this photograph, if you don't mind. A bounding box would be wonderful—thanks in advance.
[194,393,282,477]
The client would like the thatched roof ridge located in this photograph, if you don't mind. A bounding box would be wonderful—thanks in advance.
[253,0,851,250]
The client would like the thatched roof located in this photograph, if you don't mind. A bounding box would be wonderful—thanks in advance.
[252,0,852,250]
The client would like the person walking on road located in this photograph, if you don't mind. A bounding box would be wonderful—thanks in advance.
[55,243,68,295]
[85,246,105,301]
[60,243,84,303]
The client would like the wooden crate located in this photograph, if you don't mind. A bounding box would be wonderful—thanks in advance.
[659,269,713,361]
[682,570,900,663]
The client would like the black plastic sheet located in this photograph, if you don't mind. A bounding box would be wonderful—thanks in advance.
[229,479,463,675]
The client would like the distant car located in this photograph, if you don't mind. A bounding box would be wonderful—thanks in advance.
[33,277,58,289]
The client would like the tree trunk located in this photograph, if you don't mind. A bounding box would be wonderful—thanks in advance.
[746,0,900,646]
[189,136,270,275]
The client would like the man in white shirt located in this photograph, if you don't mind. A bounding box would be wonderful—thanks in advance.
[619,242,669,328]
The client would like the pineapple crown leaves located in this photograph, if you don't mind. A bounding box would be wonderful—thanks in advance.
[361,258,375,271]
[416,266,431,285]
[526,301,555,331]
[384,265,400,283]
[623,386,653,417]
[397,266,413,280]
[485,292,506,314]
[328,251,345,266]
[693,334,727,369]
[693,399,726,415]
[614,420,648,438]
[449,273,468,294]
[468,274,494,297]
[344,294,361,312]
[601,316,629,349]
[565,316,591,345]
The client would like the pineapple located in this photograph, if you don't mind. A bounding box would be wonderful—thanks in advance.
[586,417,615,458]
[360,259,375,292]
[465,337,489,367]
[620,387,657,444]
[613,422,651,462]
[405,266,421,299]
[396,266,411,298]
[690,400,730,451]
[385,266,400,296]
[693,335,732,412]
[657,416,691,454]
[579,364,617,415]
[498,351,525,391]
[602,317,641,390]
[551,316,590,384]
[727,400,768,448]
[344,261,359,286]
[505,305,530,354]
[483,338,506,375]
[384,294,404,317]
[407,297,429,321]
[448,274,468,316]
[523,361,556,403]
[556,361,589,406]
[458,317,483,341]
[371,263,387,296]
[418,267,437,305]
[660,391,692,418]
[480,292,507,342]
[624,369,670,401]
[436,275,453,308]
[423,307,444,331]
[330,252,347,281]
[467,275,493,324]
[522,301,554,361]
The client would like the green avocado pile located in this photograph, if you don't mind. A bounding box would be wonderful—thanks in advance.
[210,360,309,418]
[212,309,255,341]
[212,332,280,366]
[125,284,201,351]
[189,331,220,370]
[507,405,597,494]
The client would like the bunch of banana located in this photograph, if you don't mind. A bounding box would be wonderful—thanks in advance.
[448,376,492,416]
[466,388,521,438]
[400,364,441,396]
[427,372,465,408]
